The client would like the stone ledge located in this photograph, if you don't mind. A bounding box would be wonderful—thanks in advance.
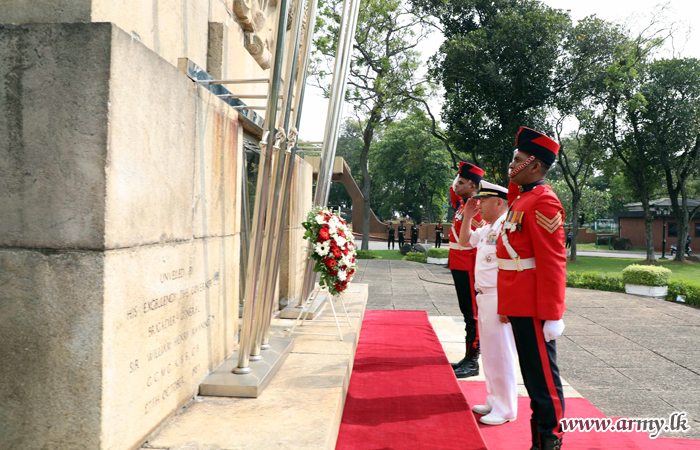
[140,284,368,450]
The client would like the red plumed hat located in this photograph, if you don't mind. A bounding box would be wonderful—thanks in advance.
[515,127,560,165]
[457,161,484,184]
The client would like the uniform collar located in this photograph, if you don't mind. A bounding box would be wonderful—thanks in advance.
[490,212,507,230]
[518,179,545,193]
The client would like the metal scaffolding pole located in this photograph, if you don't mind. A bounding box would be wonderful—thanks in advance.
[249,0,308,359]
[234,0,291,374]
[261,0,320,346]
[299,0,361,306]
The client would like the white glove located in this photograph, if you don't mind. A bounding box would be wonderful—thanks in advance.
[543,319,565,342]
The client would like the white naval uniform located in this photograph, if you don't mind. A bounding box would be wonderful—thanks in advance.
[469,212,518,420]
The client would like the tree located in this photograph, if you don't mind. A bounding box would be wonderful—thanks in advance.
[594,22,665,262]
[327,120,364,211]
[552,16,625,261]
[413,0,570,184]
[370,110,454,222]
[313,0,430,250]
[550,180,611,233]
[640,57,700,261]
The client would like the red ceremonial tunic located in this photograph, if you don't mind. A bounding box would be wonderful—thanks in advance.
[449,202,485,272]
[496,182,567,320]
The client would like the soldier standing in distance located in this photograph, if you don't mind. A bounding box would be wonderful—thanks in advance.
[435,220,444,248]
[448,162,485,378]
[497,127,567,450]
[386,223,396,250]
[410,222,419,247]
[397,220,406,248]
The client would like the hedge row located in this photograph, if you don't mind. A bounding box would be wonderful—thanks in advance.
[356,250,379,259]
[403,252,428,263]
[621,264,672,287]
[426,248,449,258]
[566,271,700,307]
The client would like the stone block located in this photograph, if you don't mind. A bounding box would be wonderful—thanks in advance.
[101,237,238,449]
[0,23,112,250]
[104,26,197,249]
[192,86,242,239]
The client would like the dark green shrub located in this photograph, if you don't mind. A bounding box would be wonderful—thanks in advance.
[566,272,625,293]
[667,280,700,307]
[403,252,427,263]
[426,248,449,258]
[356,250,379,259]
[621,265,672,286]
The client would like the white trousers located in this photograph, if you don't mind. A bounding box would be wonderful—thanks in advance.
[476,291,518,419]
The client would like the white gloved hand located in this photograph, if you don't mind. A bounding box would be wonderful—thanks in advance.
[543,319,565,342]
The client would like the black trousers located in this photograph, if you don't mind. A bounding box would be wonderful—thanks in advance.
[398,234,405,247]
[450,269,479,351]
[411,234,418,246]
[387,235,395,249]
[435,234,442,248]
[509,317,565,439]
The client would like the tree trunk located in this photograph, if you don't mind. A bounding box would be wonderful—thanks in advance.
[570,194,580,262]
[360,110,379,251]
[641,199,656,263]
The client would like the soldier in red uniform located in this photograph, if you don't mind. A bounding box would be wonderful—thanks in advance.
[449,162,485,378]
[496,127,567,450]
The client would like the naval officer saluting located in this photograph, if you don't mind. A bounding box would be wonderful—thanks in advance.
[497,127,567,450]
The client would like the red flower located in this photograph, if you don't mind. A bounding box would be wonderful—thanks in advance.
[338,230,346,238]
[317,235,325,243]
[332,248,342,258]
[342,248,348,255]
[330,239,338,249]
[340,265,347,271]
[324,258,337,269]
[329,269,338,277]
[319,229,330,241]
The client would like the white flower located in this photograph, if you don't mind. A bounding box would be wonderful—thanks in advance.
[335,235,347,248]
[315,241,330,257]
[338,270,347,281]
[315,215,326,225]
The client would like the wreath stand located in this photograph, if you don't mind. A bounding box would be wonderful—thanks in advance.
[288,285,353,340]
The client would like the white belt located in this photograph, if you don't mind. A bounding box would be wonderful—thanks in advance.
[497,257,536,271]
[449,242,473,250]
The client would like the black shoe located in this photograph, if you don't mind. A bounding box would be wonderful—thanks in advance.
[450,356,467,370]
[529,419,539,450]
[539,435,563,450]
[454,358,479,378]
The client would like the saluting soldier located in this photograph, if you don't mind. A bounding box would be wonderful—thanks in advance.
[410,222,419,247]
[497,127,567,450]
[459,181,518,426]
[435,220,444,248]
[397,220,406,248]
[448,162,486,378]
[386,223,396,250]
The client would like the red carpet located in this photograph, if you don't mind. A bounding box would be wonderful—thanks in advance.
[460,380,700,449]
[336,310,487,450]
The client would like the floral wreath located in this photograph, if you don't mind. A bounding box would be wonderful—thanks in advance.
[302,206,357,296]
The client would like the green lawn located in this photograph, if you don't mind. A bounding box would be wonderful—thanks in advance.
[368,250,406,260]
[567,257,700,283]
[575,242,648,252]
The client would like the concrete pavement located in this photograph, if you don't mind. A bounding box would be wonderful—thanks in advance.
[353,259,700,440]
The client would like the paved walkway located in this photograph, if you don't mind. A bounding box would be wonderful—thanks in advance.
[353,259,700,439]
[364,239,664,259]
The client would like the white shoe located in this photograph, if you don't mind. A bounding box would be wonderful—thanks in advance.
[479,413,517,426]
[471,404,492,415]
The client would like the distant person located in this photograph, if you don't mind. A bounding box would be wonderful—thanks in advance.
[397,221,406,248]
[566,230,573,248]
[387,223,396,250]
[435,220,444,248]
[410,222,419,247]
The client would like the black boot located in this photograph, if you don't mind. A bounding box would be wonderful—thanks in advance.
[539,434,563,450]
[529,420,539,450]
[454,342,479,378]
[450,340,469,369]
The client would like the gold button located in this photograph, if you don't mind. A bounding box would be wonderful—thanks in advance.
[517,195,521,199]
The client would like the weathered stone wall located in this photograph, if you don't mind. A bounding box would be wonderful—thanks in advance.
[0,23,242,450]
[280,156,313,307]
[0,0,278,115]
